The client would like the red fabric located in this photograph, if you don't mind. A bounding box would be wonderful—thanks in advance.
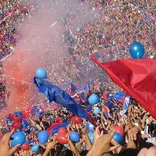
[102,105,108,113]
[8,114,14,120]
[87,112,97,127]
[46,122,62,134]
[92,56,156,119]
[54,117,63,123]
[13,117,22,129]
[22,111,30,120]
[102,92,108,100]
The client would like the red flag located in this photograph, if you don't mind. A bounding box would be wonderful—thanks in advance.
[92,56,156,119]
[46,122,62,134]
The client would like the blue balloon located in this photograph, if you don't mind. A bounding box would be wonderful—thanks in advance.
[31,144,39,152]
[14,111,22,117]
[129,42,145,59]
[88,132,94,144]
[11,132,26,147]
[36,68,47,79]
[88,94,100,105]
[113,132,123,144]
[70,132,80,142]
[93,107,100,115]
[86,122,94,132]
[38,131,49,144]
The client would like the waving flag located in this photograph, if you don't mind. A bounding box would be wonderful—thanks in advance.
[107,95,115,109]
[76,80,93,94]
[114,91,126,104]
[71,80,92,101]
[34,77,88,119]
[46,122,62,134]
[84,79,93,92]
[120,96,130,115]
[51,122,70,135]
[70,83,77,94]
[77,86,85,93]
[78,92,87,103]
[85,104,92,112]
[92,56,156,119]
[114,92,125,101]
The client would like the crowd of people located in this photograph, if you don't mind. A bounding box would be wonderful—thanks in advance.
[0,83,156,156]
[0,0,33,59]
[0,0,35,109]
[50,0,156,87]
[0,0,156,155]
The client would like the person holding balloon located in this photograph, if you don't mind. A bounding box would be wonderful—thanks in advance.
[0,130,20,156]
[42,136,57,156]
[87,127,120,156]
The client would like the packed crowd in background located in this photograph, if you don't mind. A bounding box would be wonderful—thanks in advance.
[0,0,35,109]
[0,0,156,155]
[48,0,156,88]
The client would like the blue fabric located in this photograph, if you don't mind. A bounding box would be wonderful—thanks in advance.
[122,96,130,114]
[14,111,22,117]
[34,77,88,119]
[76,80,93,93]
[32,106,43,116]
[6,117,12,132]
[84,79,93,92]
[86,105,92,112]
[77,86,84,93]
[107,96,114,109]
[26,140,36,145]
[71,80,93,94]
[71,83,77,92]
[51,122,70,135]
[113,92,126,101]
[80,92,87,102]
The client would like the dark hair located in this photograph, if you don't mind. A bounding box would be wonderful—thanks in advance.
[118,148,139,156]
[55,144,63,153]
[80,150,88,156]
[153,129,156,137]
[56,148,73,156]
[139,142,154,150]
[36,145,46,155]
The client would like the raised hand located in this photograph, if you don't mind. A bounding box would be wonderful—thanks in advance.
[87,128,119,156]
[42,136,57,156]
[0,130,20,156]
